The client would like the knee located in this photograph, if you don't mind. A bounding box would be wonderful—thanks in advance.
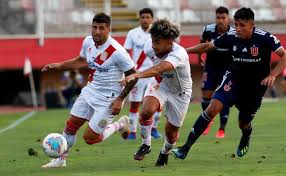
[139,110,154,126]
[205,102,222,118]
[130,102,140,113]
[83,132,103,145]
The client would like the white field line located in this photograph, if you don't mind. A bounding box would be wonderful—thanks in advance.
[0,111,37,134]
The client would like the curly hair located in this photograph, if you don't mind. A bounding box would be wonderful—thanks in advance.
[149,19,180,40]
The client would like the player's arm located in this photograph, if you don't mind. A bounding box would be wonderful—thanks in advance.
[41,56,88,72]
[197,38,206,66]
[186,41,216,54]
[261,47,286,86]
[111,68,138,115]
[121,61,174,86]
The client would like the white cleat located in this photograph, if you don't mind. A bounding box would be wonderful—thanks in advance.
[42,157,66,168]
[117,115,130,139]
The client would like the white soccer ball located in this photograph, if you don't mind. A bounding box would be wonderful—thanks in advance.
[42,133,68,158]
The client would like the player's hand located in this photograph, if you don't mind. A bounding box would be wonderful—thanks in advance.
[111,97,123,115]
[261,74,276,86]
[121,73,138,86]
[41,63,60,72]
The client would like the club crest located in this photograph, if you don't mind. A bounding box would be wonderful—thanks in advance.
[250,46,259,56]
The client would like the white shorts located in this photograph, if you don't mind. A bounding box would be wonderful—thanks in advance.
[128,78,151,102]
[70,87,116,134]
[144,79,191,127]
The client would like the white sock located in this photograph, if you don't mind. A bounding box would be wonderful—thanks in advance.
[140,124,152,146]
[161,137,176,154]
[152,111,161,128]
[63,131,77,150]
[102,121,123,141]
[129,112,139,132]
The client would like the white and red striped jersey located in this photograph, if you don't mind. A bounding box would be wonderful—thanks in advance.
[80,36,135,98]
[144,39,193,96]
[124,27,153,72]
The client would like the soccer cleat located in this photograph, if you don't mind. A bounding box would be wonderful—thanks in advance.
[42,157,66,168]
[202,120,213,135]
[171,145,190,160]
[155,152,169,167]
[134,144,151,161]
[127,132,137,140]
[236,136,250,157]
[216,129,225,138]
[151,128,162,138]
[117,115,130,139]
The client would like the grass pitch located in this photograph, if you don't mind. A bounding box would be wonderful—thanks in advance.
[0,99,285,176]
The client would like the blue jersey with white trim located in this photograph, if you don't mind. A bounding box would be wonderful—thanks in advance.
[201,24,234,68]
[213,27,282,84]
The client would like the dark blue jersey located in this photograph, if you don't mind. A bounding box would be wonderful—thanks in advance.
[201,24,234,68]
[213,27,282,87]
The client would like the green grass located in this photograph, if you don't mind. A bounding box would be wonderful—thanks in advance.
[0,100,285,176]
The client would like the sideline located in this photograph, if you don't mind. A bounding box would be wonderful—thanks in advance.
[0,111,37,134]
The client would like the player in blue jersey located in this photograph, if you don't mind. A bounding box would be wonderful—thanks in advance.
[198,6,234,138]
[172,7,286,159]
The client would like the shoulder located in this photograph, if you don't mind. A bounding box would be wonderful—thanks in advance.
[169,43,188,59]
[127,27,140,36]
[253,27,268,36]
[82,36,93,46]
[229,26,236,32]
[204,23,216,32]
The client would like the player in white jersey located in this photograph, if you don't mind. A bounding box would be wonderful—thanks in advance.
[41,13,138,168]
[124,8,162,139]
[122,19,193,166]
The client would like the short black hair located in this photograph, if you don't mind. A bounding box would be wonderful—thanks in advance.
[92,13,111,26]
[149,18,180,40]
[234,7,254,21]
[216,6,229,15]
[139,8,153,17]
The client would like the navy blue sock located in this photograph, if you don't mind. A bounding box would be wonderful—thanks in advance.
[242,125,252,138]
[219,106,230,130]
[201,98,211,111]
[185,112,212,148]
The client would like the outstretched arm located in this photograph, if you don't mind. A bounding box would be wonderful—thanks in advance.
[261,47,286,86]
[121,61,174,86]
[41,56,88,72]
[111,68,138,115]
[186,41,216,54]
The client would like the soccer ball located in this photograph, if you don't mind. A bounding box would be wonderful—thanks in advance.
[42,133,68,158]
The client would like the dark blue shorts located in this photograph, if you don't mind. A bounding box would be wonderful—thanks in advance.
[201,66,227,91]
[212,71,267,115]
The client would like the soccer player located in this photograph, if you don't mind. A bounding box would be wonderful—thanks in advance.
[171,7,286,160]
[198,6,234,138]
[41,13,138,168]
[124,8,162,139]
[122,19,192,166]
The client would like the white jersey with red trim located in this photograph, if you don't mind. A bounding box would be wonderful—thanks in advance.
[144,39,192,96]
[80,36,134,98]
[124,27,153,72]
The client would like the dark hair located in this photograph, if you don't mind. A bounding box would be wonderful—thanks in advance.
[216,6,229,15]
[139,8,153,17]
[149,19,180,40]
[234,7,254,21]
[92,13,111,26]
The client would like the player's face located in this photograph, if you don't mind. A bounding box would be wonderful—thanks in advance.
[140,13,153,31]
[91,22,110,45]
[216,13,229,31]
[234,19,254,39]
[151,36,173,57]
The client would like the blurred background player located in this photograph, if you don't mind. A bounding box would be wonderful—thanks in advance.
[41,13,138,168]
[61,70,85,109]
[198,6,234,138]
[123,19,192,166]
[124,8,162,139]
[172,7,286,160]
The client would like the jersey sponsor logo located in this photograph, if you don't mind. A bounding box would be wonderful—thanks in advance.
[233,57,261,62]
[93,45,116,65]
[223,81,232,92]
[94,66,109,73]
[250,46,259,56]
